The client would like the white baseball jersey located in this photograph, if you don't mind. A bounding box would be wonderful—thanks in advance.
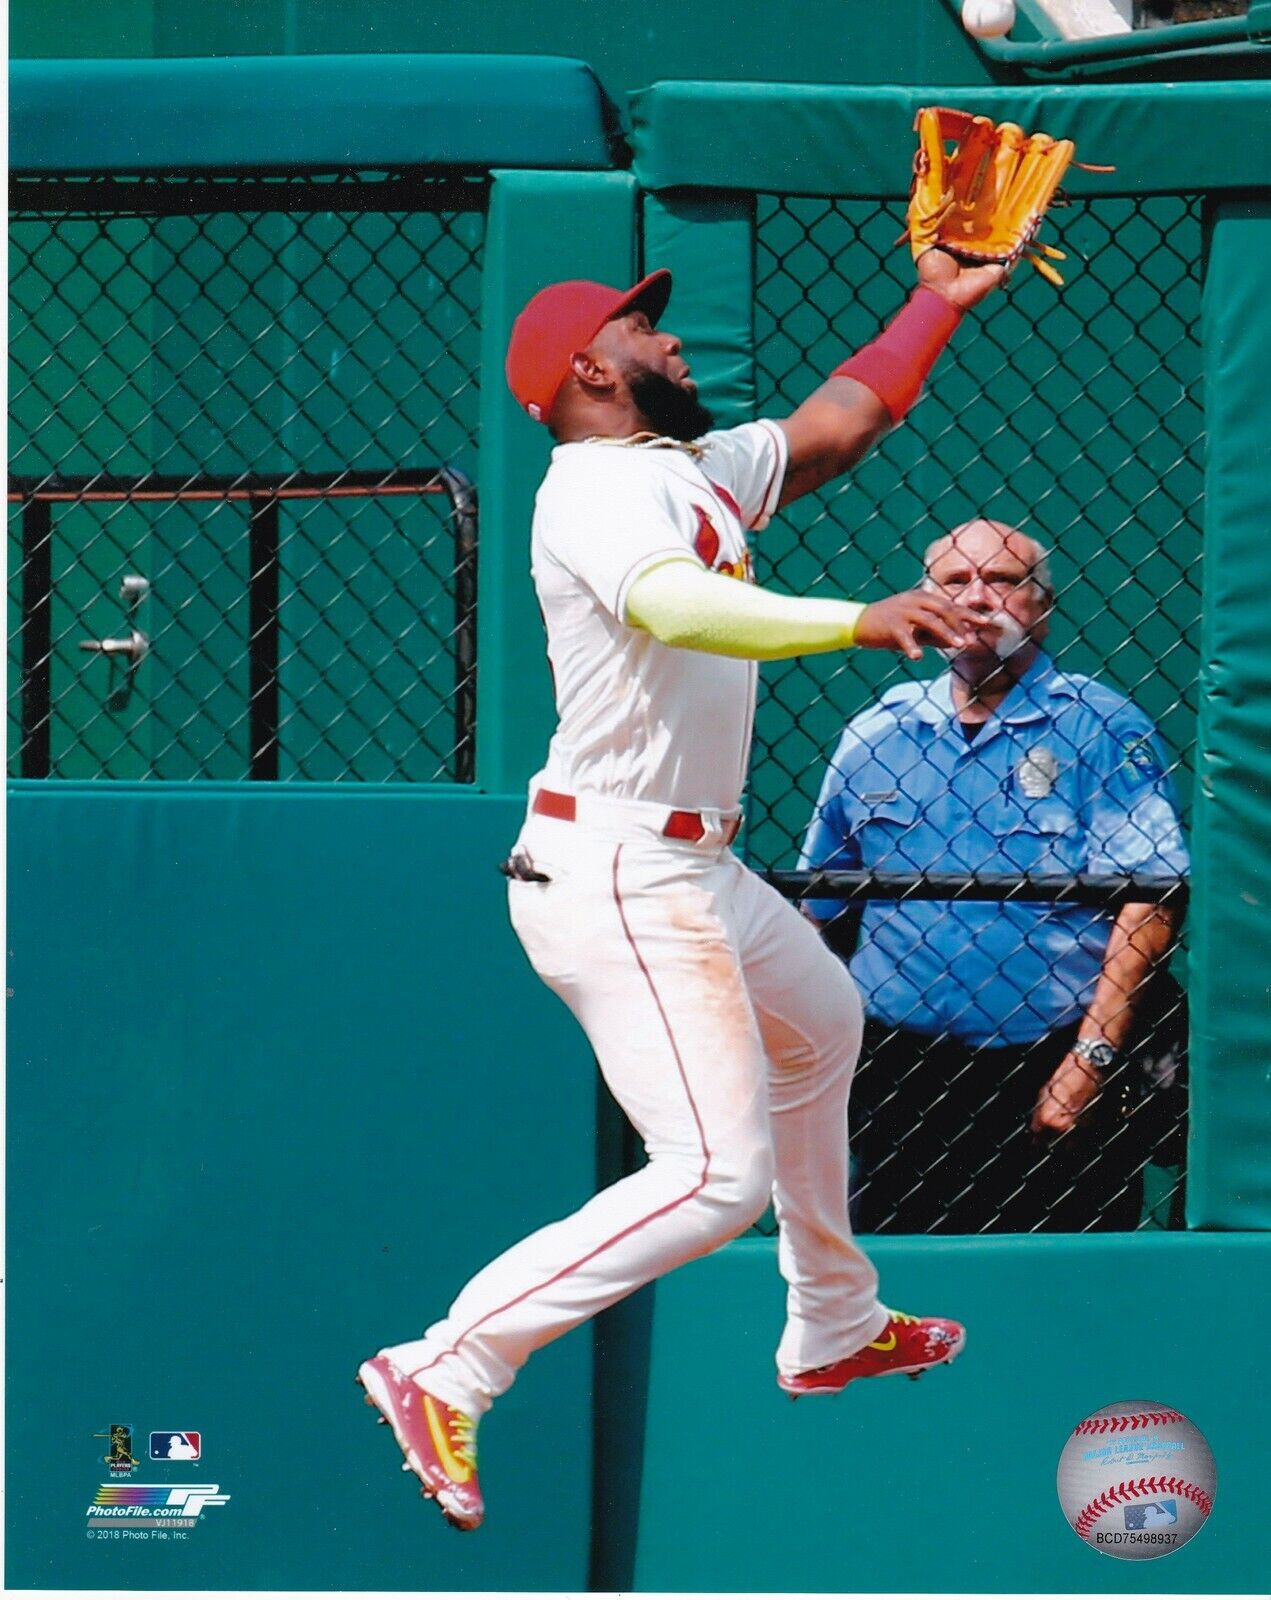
[530,420,788,813]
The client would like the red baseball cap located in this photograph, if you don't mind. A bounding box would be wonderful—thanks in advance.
[505,269,673,425]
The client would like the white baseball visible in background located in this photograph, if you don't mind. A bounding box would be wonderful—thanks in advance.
[1056,1400,1216,1561]
[961,0,1017,37]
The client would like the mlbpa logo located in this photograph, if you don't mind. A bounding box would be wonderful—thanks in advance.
[95,1424,138,1476]
[150,1431,201,1461]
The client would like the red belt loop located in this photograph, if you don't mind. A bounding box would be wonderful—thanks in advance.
[662,810,707,843]
[662,811,741,845]
[533,789,577,822]
[533,788,740,845]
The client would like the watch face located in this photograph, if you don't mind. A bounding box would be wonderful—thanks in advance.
[1080,1041,1116,1069]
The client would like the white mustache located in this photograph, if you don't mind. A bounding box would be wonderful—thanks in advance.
[939,611,1029,662]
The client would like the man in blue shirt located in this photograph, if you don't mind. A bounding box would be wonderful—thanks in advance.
[801,519,1189,1232]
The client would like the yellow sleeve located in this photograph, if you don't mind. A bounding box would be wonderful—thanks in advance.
[625,558,865,661]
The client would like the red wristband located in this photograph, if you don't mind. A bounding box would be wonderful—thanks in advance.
[833,286,963,423]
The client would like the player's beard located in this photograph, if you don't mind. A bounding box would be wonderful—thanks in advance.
[627,366,716,442]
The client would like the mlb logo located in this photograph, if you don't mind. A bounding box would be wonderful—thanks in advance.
[1125,1499,1177,1530]
[149,1431,201,1461]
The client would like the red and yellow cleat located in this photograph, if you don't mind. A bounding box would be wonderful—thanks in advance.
[357,1354,484,1530]
[777,1311,966,1398]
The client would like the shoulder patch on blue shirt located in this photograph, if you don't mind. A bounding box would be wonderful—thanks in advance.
[1122,733,1164,780]
[1048,671,1162,751]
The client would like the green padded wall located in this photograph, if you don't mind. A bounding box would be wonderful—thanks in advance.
[1190,197,1271,1230]
[10,56,621,173]
[631,1235,1270,1591]
[642,192,757,431]
[476,170,639,793]
[6,785,596,1590]
[629,81,1271,197]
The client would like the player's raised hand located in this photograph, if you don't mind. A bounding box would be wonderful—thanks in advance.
[916,247,1005,310]
[854,589,977,660]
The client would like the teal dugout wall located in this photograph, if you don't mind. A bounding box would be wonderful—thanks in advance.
[631,1235,1271,1592]
[608,79,1271,1593]
[6,786,598,1591]
[5,57,622,1591]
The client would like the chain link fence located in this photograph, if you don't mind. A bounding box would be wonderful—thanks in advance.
[747,193,1202,1233]
[9,164,1201,1232]
[8,171,485,781]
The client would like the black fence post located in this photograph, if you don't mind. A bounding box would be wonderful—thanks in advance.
[20,495,53,779]
[247,494,280,781]
[442,467,478,786]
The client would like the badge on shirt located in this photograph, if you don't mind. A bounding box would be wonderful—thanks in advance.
[1017,744,1060,799]
[1123,734,1163,781]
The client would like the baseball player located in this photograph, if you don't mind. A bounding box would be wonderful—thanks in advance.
[359,247,1004,1529]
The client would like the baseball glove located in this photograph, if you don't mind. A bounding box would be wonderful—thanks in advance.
[905,106,1108,287]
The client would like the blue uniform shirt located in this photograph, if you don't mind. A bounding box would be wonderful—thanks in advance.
[799,652,1189,1047]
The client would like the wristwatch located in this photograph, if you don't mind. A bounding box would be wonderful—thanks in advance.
[1072,1037,1118,1072]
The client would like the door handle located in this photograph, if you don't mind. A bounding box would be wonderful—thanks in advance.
[79,572,151,710]
[79,572,149,672]
[79,628,149,666]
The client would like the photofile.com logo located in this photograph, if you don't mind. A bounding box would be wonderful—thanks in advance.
[88,1484,230,1520]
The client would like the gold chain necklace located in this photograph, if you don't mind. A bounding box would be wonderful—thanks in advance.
[579,431,705,459]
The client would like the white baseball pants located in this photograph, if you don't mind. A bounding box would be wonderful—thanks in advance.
[384,798,887,1415]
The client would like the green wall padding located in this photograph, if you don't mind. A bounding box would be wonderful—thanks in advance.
[475,170,638,793]
[6,785,595,1590]
[631,1234,1270,1592]
[10,55,621,173]
[642,191,756,430]
[630,81,1271,198]
[1191,197,1271,1230]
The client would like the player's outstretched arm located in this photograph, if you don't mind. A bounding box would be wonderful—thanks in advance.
[776,251,1004,509]
[626,559,975,663]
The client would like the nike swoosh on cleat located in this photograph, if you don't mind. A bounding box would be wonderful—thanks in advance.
[423,1395,472,1484]
[869,1331,898,1352]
